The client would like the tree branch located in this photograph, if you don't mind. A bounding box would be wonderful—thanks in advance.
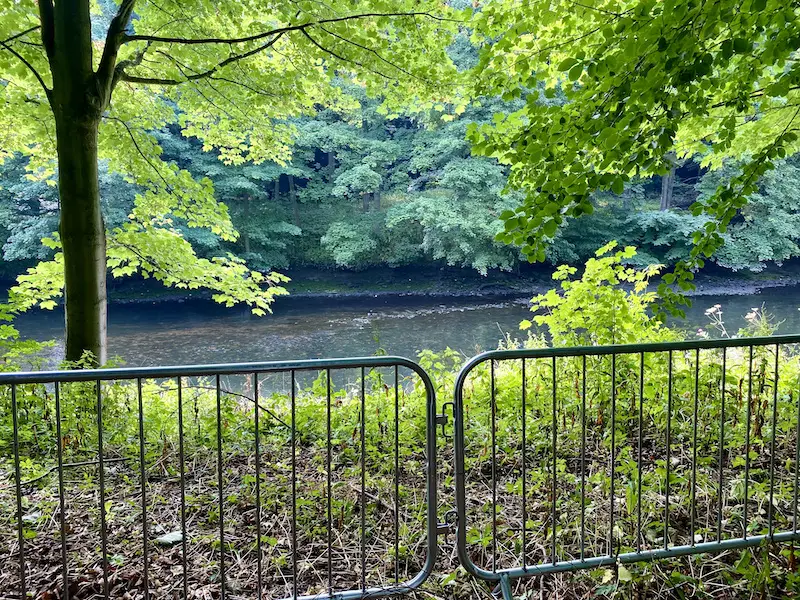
[96,0,137,106]
[301,29,390,79]
[0,40,51,98]
[37,0,55,60]
[208,73,281,99]
[111,41,151,88]
[104,116,173,192]
[117,73,184,85]
[118,32,285,85]
[116,10,451,87]
[0,26,41,47]
[300,29,349,63]
[318,25,421,81]
[122,12,458,45]
[108,236,172,278]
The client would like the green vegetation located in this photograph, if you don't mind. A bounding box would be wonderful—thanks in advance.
[0,0,463,361]
[3,0,800,596]
[5,98,800,282]
[3,0,800,361]
[468,0,800,312]
[3,248,800,598]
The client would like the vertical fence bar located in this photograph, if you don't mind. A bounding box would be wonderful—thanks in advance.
[253,373,262,600]
[551,355,557,565]
[637,352,644,553]
[394,365,400,584]
[744,346,753,539]
[177,378,189,600]
[326,368,333,594]
[691,349,699,546]
[96,380,109,600]
[768,346,779,539]
[718,348,727,542]
[521,358,527,568]
[665,351,672,550]
[55,383,69,600]
[490,359,497,572]
[609,354,616,556]
[11,384,26,600]
[581,355,587,561]
[360,367,367,592]
[215,375,226,600]
[291,370,298,599]
[137,378,150,600]
[795,380,800,534]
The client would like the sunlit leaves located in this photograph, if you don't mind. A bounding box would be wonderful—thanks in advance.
[527,241,674,347]
[0,0,463,318]
[468,0,800,309]
[108,223,289,315]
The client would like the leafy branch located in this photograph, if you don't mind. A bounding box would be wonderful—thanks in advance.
[120,12,461,45]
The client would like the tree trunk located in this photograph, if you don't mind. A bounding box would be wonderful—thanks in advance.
[374,188,381,210]
[660,154,677,211]
[56,116,107,364]
[50,0,108,364]
[327,151,336,181]
[243,196,251,254]
[362,192,370,212]
[288,174,299,226]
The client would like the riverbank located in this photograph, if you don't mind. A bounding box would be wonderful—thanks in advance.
[5,261,800,309]
[102,262,800,305]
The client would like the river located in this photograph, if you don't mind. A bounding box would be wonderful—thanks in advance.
[11,285,800,367]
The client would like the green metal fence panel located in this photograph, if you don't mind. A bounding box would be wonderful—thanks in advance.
[453,334,800,598]
[2,356,438,600]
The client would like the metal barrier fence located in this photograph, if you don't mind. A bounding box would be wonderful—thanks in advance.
[1,357,438,600]
[453,334,800,599]
[7,335,800,600]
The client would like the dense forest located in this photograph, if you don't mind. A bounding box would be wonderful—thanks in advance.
[2,36,800,284]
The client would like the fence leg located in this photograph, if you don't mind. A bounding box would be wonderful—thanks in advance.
[495,574,513,600]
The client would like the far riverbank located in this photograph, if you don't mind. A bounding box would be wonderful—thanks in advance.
[45,261,800,308]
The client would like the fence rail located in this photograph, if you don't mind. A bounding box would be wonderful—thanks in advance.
[1,356,437,600]
[453,334,800,598]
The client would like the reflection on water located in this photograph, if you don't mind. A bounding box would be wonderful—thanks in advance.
[13,286,800,367]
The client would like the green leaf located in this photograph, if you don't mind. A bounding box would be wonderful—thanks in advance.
[542,219,558,237]
[558,57,579,71]
[733,37,752,53]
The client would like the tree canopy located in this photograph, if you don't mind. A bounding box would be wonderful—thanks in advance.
[0,0,463,361]
[3,0,800,361]
[467,0,800,312]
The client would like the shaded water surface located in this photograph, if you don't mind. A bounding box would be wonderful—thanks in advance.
[14,286,800,367]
